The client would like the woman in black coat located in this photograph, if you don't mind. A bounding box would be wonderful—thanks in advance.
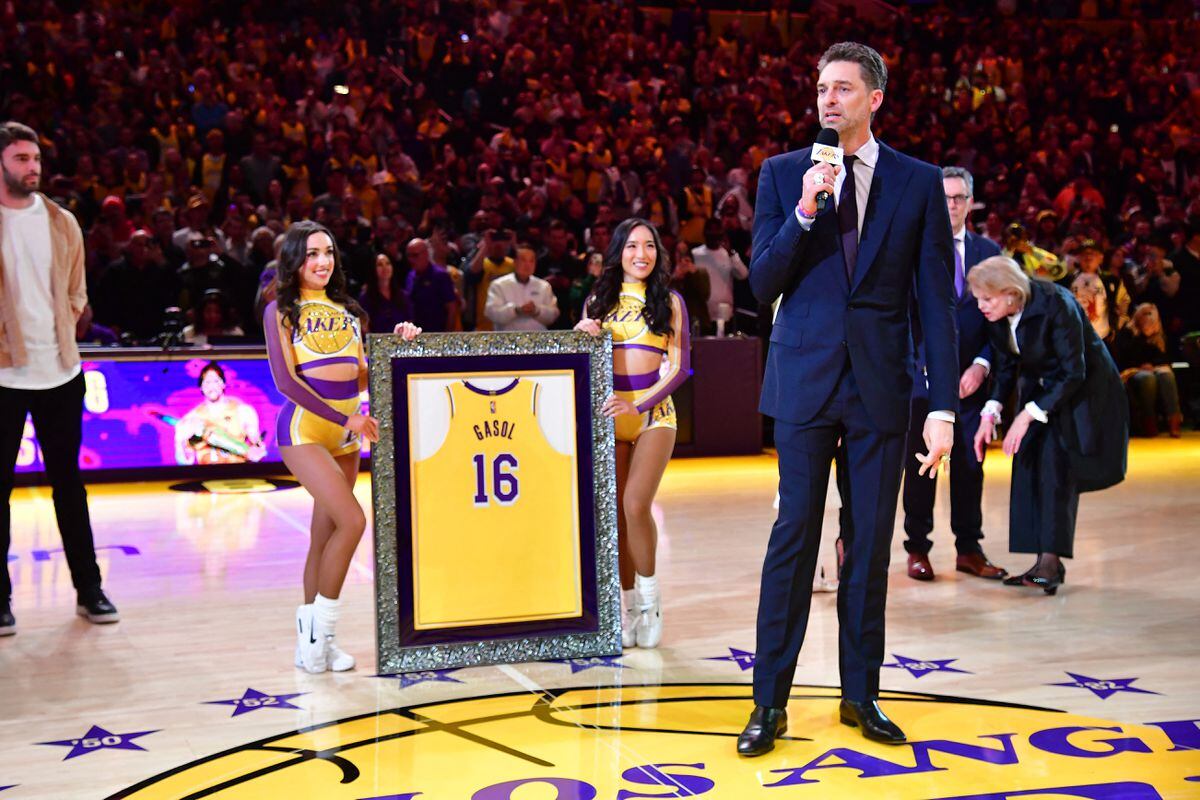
[968,256,1128,595]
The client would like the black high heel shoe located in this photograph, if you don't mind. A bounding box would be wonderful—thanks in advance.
[1021,563,1066,595]
[1002,569,1032,587]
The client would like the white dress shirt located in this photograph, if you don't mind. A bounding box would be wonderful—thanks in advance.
[484,273,560,331]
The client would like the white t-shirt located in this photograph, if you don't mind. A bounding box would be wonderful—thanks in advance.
[692,244,748,320]
[0,194,80,389]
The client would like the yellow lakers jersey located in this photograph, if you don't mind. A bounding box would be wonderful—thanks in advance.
[287,289,363,431]
[602,282,671,352]
[292,288,363,365]
[411,377,580,629]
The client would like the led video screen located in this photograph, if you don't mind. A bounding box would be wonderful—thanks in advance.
[15,352,369,474]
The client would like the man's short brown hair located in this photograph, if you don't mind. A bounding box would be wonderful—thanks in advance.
[817,42,888,94]
[0,121,38,154]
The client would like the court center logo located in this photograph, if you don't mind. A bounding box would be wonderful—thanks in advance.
[108,683,1200,799]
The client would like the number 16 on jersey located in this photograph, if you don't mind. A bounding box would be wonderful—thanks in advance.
[473,453,519,506]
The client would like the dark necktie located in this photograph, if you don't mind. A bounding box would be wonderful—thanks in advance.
[839,154,859,281]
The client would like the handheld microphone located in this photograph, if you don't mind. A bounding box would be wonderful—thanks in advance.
[811,128,843,213]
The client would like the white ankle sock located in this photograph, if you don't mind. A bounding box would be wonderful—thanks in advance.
[634,573,658,608]
[313,594,340,635]
[622,588,637,610]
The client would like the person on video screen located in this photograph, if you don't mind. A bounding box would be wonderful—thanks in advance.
[175,361,265,465]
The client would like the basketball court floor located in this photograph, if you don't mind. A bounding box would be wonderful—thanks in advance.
[1,438,1198,798]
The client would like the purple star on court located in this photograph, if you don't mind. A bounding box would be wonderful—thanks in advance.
[881,654,972,679]
[204,688,307,717]
[37,725,158,760]
[550,656,627,673]
[0,786,16,793]
[705,647,757,671]
[376,669,465,688]
[1048,672,1160,700]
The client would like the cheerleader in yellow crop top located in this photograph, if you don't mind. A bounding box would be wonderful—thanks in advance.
[265,221,421,676]
[576,217,690,650]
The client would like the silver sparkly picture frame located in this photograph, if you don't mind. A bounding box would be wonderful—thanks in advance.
[368,330,620,674]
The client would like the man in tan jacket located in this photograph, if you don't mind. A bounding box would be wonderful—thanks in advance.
[0,121,118,636]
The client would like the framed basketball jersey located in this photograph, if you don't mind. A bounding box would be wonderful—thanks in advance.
[409,373,580,630]
[369,332,620,674]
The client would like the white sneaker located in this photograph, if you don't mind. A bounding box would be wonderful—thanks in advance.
[622,601,639,648]
[635,595,662,648]
[295,605,328,673]
[294,605,308,666]
[295,639,354,671]
[326,639,355,671]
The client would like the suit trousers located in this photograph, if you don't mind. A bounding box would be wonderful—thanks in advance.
[901,392,986,555]
[754,367,907,706]
[0,373,102,599]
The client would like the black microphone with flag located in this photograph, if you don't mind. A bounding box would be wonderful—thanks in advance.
[812,128,843,213]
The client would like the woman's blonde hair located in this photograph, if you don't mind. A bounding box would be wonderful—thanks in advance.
[966,255,1032,307]
[1131,302,1166,352]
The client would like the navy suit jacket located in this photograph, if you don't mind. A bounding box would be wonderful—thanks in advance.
[912,231,1001,402]
[751,141,959,434]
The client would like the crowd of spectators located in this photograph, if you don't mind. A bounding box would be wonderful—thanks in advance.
[2,0,1198,424]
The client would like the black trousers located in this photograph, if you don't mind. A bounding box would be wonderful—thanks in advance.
[0,372,101,599]
[901,392,986,556]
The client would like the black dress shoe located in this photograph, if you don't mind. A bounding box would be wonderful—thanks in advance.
[839,699,906,744]
[737,705,788,756]
[76,587,120,624]
[0,598,14,636]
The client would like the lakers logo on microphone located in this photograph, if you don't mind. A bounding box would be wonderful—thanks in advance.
[812,142,845,167]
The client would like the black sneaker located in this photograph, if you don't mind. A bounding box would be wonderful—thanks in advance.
[76,587,120,624]
[0,598,14,636]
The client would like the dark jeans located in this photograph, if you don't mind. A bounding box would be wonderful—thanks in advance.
[0,372,101,599]
[1128,368,1180,425]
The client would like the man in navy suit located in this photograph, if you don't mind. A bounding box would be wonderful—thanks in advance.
[738,42,957,755]
[902,167,1008,582]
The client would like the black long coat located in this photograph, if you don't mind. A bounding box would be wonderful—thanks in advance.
[987,279,1128,492]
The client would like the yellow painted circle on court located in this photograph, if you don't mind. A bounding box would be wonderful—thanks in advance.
[199,479,279,494]
[109,683,1200,799]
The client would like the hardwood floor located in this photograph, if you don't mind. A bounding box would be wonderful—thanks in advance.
[1,436,1197,798]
